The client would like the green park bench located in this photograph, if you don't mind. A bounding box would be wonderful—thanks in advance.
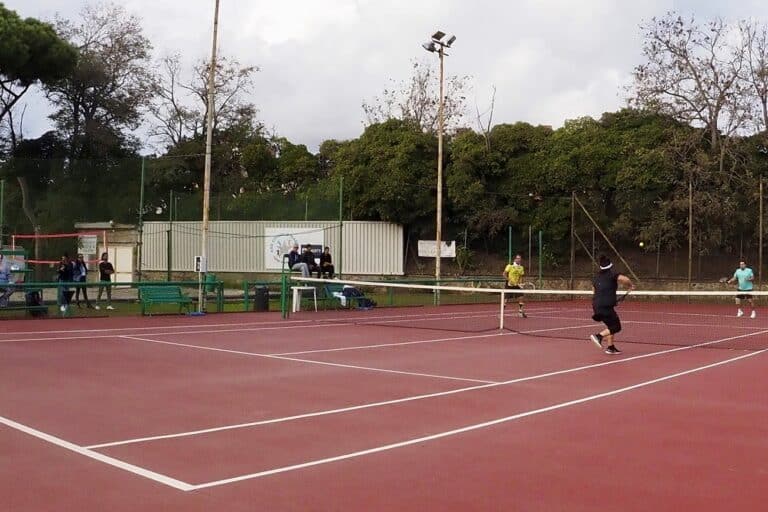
[140,286,193,316]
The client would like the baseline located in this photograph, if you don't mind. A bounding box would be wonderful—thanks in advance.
[0,414,193,491]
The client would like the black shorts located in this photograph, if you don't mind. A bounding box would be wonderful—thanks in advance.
[505,283,523,300]
[736,293,753,301]
[592,306,622,335]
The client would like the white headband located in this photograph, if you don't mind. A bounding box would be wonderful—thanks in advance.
[599,262,613,270]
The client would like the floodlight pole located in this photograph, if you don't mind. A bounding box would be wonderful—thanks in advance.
[436,43,445,290]
[423,31,455,300]
[0,179,4,248]
[760,177,764,288]
[200,0,220,312]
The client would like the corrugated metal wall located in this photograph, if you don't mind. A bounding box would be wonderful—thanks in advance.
[141,221,404,275]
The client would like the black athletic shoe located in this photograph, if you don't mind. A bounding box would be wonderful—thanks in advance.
[589,334,603,349]
[604,345,621,355]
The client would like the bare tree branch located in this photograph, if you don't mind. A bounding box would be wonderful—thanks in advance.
[363,59,470,134]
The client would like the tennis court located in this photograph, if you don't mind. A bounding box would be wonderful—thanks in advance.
[2,293,768,511]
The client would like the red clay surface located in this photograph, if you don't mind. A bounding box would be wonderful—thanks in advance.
[2,306,767,511]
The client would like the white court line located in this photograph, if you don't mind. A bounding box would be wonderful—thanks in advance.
[190,347,768,490]
[0,414,193,491]
[85,328,768,450]
[522,312,766,332]
[270,322,598,356]
[120,336,496,385]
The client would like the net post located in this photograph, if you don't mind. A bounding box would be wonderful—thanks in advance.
[499,289,505,330]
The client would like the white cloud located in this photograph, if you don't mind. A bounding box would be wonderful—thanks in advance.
[7,0,768,151]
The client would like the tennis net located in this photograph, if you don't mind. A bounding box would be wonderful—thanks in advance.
[289,277,768,350]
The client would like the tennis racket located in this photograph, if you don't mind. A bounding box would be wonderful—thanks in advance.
[719,277,729,284]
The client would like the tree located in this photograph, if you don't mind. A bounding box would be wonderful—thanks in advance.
[446,122,553,248]
[362,59,469,134]
[327,119,436,229]
[629,13,752,164]
[741,19,768,132]
[150,54,260,149]
[44,2,153,158]
[0,4,77,148]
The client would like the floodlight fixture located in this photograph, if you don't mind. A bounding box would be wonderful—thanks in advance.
[422,41,437,52]
[432,30,446,41]
[446,35,456,47]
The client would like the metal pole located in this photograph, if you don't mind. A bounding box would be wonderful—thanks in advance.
[528,225,532,275]
[573,194,640,283]
[538,230,543,288]
[137,158,145,282]
[0,179,4,248]
[338,176,343,277]
[508,225,512,264]
[167,190,173,281]
[435,45,445,292]
[688,179,693,289]
[570,191,575,290]
[200,0,220,312]
[757,176,764,289]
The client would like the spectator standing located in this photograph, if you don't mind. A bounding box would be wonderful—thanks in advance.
[73,254,92,308]
[95,252,115,310]
[57,254,74,312]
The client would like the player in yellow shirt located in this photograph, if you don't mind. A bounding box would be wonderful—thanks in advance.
[503,254,527,318]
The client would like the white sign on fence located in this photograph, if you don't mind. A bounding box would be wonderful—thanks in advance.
[78,235,98,254]
[264,227,325,270]
[417,240,456,258]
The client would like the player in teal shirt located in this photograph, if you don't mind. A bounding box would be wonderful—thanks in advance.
[727,260,756,318]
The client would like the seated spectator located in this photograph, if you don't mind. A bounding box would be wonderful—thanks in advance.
[301,245,320,277]
[287,244,309,277]
[319,246,335,278]
[0,254,14,307]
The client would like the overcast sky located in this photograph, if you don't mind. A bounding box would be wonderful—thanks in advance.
[9,0,768,152]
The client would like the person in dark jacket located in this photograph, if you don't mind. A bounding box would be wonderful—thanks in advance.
[589,255,634,355]
[301,245,320,277]
[287,244,309,277]
[57,253,75,311]
[319,246,335,278]
[73,253,92,308]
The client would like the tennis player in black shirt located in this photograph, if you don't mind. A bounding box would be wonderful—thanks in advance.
[589,255,634,355]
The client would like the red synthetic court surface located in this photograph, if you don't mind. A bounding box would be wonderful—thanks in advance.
[2,304,768,511]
